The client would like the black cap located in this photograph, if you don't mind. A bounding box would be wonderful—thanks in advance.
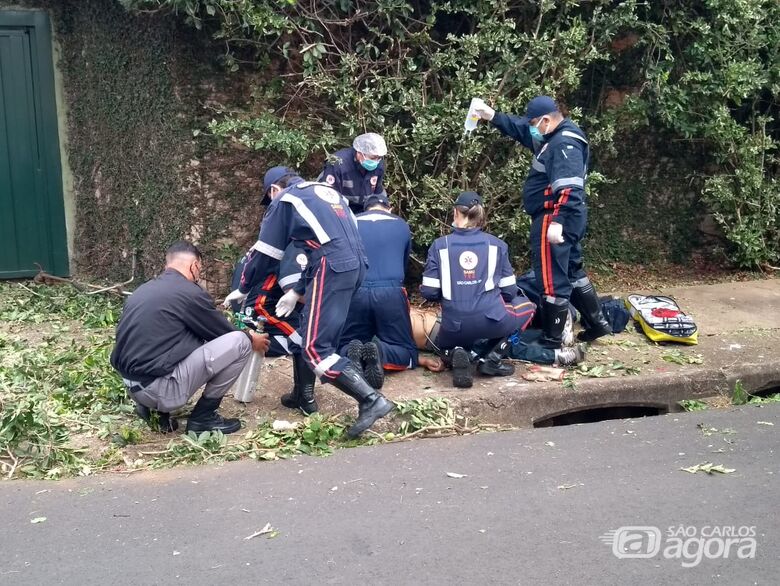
[525,95,558,120]
[261,165,297,204]
[455,191,482,209]
[363,192,390,211]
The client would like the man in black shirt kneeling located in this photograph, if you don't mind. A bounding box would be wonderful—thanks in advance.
[110,241,270,434]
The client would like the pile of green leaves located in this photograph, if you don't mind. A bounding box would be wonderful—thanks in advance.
[0,334,132,479]
[123,0,779,268]
[147,415,348,468]
[0,282,122,328]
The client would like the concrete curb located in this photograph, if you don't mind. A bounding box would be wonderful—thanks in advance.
[447,360,780,428]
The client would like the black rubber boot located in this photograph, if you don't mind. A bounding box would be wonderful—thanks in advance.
[539,300,571,349]
[186,396,241,435]
[361,341,384,390]
[281,355,318,414]
[570,282,611,342]
[449,347,473,389]
[280,355,301,410]
[330,363,394,438]
[345,339,365,377]
[477,340,515,377]
[135,402,178,433]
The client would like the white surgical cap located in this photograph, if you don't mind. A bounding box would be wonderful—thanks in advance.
[353,132,388,157]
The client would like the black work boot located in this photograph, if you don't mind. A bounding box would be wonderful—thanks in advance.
[281,354,318,414]
[330,363,394,439]
[539,299,571,349]
[135,402,178,433]
[449,347,473,389]
[477,340,515,377]
[186,396,241,435]
[570,282,611,342]
[361,341,384,390]
[345,339,365,377]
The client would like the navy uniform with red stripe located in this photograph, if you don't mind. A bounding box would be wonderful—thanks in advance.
[239,176,394,438]
[490,99,611,346]
[338,201,418,380]
[229,243,306,356]
[420,227,535,350]
[318,147,386,213]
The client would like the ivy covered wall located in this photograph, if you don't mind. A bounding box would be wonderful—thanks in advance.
[0,0,737,294]
[1,0,269,290]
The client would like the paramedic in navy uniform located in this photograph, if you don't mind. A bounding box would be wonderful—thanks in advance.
[420,191,536,388]
[471,95,611,348]
[229,167,312,412]
[338,192,418,390]
[319,132,387,214]
[224,166,394,438]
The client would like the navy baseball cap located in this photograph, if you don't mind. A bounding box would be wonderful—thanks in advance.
[363,192,391,211]
[525,95,558,120]
[262,166,296,203]
[455,191,483,208]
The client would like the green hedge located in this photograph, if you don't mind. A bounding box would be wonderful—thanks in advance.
[123,0,779,270]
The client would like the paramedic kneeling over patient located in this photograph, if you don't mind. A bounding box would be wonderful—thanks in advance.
[420,192,535,388]
[111,241,270,434]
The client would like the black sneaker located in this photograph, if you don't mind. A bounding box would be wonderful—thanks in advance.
[361,341,384,390]
[451,347,473,389]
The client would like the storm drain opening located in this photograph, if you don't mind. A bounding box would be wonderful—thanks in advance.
[750,384,780,399]
[533,405,666,428]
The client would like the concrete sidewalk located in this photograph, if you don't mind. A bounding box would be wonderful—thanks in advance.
[228,279,780,429]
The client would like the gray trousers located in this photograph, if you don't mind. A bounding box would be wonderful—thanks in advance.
[131,331,251,413]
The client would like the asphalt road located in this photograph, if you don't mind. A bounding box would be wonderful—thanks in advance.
[1,404,778,585]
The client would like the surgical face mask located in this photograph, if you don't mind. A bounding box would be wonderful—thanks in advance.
[360,157,380,172]
[529,117,548,142]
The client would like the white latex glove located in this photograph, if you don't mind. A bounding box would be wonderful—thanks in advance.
[472,97,495,121]
[276,289,302,318]
[547,221,565,245]
[223,288,248,308]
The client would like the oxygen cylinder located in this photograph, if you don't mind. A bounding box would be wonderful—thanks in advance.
[231,308,265,403]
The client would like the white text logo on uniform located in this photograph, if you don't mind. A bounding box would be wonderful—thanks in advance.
[600,525,757,568]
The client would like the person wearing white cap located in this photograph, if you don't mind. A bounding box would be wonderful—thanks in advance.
[318,132,388,213]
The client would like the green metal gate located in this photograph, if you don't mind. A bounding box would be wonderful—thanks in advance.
[0,10,68,278]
